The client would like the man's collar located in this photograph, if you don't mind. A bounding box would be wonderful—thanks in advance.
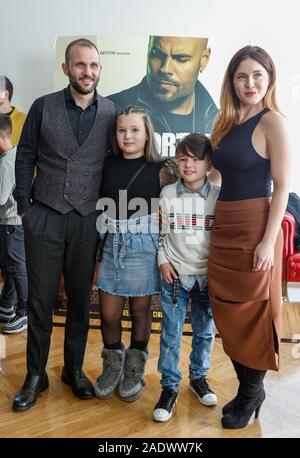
[176,177,211,199]
[136,77,157,113]
[64,86,73,103]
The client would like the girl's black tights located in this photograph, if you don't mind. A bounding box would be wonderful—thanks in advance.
[99,291,152,349]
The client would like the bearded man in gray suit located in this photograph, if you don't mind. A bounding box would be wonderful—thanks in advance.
[13,38,118,411]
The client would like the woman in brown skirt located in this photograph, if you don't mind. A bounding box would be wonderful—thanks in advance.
[208,46,290,429]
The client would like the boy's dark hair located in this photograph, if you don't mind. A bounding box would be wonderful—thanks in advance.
[0,114,12,137]
[175,133,212,161]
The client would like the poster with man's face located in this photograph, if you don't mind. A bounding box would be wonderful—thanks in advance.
[54,35,218,319]
[54,35,218,157]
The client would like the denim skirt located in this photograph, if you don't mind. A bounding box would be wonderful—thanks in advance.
[96,213,160,296]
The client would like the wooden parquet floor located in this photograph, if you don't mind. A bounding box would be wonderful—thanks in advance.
[0,302,300,438]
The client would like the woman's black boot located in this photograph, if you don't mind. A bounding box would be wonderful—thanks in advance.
[222,359,245,415]
[221,366,266,429]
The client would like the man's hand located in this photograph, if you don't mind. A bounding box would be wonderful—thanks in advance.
[160,263,178,284]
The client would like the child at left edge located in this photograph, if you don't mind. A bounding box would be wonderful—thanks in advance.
[153,133,220,422]
[0,114,28,334]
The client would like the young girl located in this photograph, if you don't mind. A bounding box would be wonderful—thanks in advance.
[208,46,290,429]
[94,105,177,402]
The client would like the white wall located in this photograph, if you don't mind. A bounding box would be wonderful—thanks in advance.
[1,0,299,192]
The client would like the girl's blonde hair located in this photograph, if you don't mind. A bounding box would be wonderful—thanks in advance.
[113,105,161,162]
[211,45,281,150]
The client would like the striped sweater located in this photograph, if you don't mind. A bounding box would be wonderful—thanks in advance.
[158,179,219,275]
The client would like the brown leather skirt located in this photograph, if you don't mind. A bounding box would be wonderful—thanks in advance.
[208,197,282,371]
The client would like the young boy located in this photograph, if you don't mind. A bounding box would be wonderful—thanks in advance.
[0,114,28,333]
[153,133,220,422]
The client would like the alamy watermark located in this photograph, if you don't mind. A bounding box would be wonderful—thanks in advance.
[96,192,206,237]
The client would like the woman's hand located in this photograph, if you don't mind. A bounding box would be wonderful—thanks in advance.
[253,241,274,271]
[160,263,178,283]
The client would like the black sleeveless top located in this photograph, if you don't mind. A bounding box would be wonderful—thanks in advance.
[212,108,272,201]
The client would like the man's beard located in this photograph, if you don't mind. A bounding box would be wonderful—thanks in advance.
[69,74,100,95]
[147,74,197,104]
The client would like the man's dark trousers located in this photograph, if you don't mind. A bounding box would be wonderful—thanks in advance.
[23,202,99,375]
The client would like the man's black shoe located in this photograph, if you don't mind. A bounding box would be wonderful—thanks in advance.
[12,373,49,412]
[61,367,94,400]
